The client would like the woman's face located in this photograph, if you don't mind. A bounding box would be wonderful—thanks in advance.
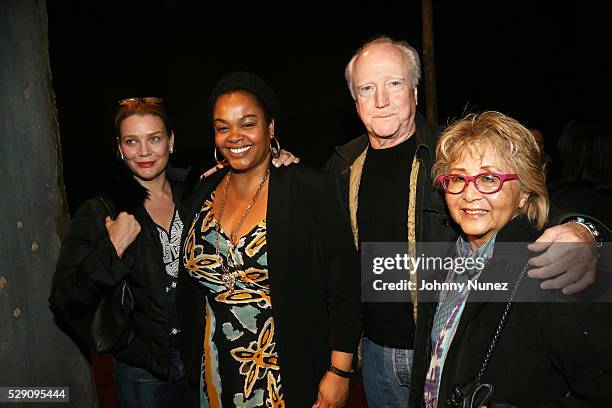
[213,91,273,173]
[444,144,530,248]
[118,114,173,182]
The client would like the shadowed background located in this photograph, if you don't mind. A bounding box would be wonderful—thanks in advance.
[47,1,612,212]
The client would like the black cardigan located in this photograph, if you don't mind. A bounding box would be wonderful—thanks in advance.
[177,164,362,407]
[410,216,612,407]
[50,165,190,378]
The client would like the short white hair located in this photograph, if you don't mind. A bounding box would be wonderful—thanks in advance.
[345,35,422,100]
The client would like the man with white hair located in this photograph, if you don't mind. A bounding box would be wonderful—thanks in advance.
[323,36,598,407]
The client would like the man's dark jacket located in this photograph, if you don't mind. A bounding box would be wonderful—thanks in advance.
[322,112,458,246]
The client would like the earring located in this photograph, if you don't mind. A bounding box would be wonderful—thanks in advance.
[169,144,174,154]
[119,151,124,160]
[214,146,227,165]
[270,136,281,159]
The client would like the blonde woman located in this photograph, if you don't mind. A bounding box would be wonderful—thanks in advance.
[411,112,611,407]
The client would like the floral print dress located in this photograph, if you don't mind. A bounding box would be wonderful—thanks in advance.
[183,193,285,408]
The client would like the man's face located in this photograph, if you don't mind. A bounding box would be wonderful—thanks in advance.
[353,44,418,149]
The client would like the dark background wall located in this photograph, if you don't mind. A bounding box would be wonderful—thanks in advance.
[46,1,612,213]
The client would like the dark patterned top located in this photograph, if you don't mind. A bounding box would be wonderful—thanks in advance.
[155,207,183,343]
[183,192,285,408]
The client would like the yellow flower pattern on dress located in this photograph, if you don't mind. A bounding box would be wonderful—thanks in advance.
[183,193,285,407]
[230,317,280,398]
[266,371,285,408]
[216,288,271,308]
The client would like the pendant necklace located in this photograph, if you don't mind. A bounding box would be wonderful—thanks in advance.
[214,169,269,292]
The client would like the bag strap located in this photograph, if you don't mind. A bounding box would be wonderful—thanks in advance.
[475,262,529,383]
[97,195,117,220]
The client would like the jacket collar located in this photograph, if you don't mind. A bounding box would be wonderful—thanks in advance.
[101,162,190,215]
[334,111,438,166]
[266,164,291,301]
[493,214,541,243]
[451,215,541,340]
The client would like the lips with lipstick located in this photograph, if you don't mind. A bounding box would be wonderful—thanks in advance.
[137,161,156,168]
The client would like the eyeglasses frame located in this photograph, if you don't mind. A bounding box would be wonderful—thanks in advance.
[438,173,519,194]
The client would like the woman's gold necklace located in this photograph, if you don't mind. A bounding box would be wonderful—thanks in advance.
[214,169,270,293]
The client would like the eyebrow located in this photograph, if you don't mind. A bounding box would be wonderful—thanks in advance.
[448,165,503,173]
[356,76,405,85]
[121,131,164,139]
[214,114,258,123]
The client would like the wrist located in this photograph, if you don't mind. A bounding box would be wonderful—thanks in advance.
[566,216,603,247]
[328,364,354,379]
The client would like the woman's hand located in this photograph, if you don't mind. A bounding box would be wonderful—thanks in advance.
[200,149,300,178]
[105,212,141,257]
[312,371,349,408]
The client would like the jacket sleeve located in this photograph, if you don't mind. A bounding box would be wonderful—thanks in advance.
[547,203,610,242]
[49,200,134,322]
[511,303,612,408]
[311,173,363,353]
[547,302,612,407]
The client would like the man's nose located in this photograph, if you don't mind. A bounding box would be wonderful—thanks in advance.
[374,86,390,108]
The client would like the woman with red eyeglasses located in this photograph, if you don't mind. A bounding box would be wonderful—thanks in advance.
[50,98,200,407]
[410,112,612,408]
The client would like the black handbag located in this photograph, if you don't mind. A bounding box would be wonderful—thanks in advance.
[90,196,135,353]
[447,263,529,408]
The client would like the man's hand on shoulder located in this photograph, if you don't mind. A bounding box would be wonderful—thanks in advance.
[527,222,597,294]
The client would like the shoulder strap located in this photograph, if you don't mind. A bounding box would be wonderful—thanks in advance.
[475,262,529,383]
[97,195,117,220]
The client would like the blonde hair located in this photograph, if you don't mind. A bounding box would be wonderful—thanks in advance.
[115,99,171,138]
[344,35,421,100]
[432,111,549,229]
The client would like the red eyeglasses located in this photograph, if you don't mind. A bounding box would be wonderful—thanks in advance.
[438,173,519,194]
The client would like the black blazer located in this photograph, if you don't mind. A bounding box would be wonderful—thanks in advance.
[410,216,612,408]
[177,164,362,407]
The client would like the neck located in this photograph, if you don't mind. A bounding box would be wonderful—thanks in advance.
[230,158,271,197]
[467,234,493,251]
[135,172,171,200]
[468,239,482,251]
[368,121,416,150]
